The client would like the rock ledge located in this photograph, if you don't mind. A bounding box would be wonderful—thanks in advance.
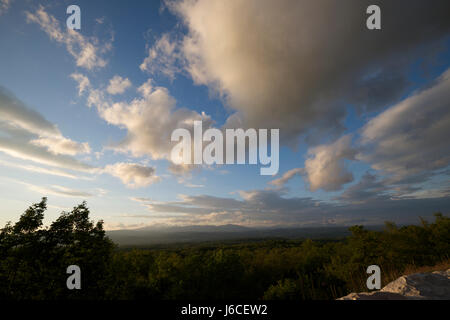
[338,269,450,300]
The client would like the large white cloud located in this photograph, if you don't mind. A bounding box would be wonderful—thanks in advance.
[304,135,356,191]
[144,0,450,145]
[82,77,213,163]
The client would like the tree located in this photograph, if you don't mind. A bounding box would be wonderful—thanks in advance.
[0,198,115,299]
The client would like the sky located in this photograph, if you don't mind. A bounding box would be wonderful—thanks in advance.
[0,0,449,230]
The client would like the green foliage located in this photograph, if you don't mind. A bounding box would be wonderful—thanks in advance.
[0,198,114,299]
[0,199,449,300]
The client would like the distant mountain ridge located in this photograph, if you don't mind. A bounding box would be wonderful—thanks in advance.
[132,224,252,233]
[106,224,382,246]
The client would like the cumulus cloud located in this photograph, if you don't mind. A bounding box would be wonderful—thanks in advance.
[106,75,132,95]
[304,135,356,191]
[84,78,213,162]
[104,162,161,188]
[26,6,110,70]
[160,0,450,144]
[295,67,450,198]
[358,68,450,184]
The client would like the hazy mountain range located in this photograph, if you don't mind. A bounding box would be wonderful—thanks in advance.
[106,224,384,246]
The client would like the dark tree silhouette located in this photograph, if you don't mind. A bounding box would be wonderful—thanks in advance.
[0,198,114,299]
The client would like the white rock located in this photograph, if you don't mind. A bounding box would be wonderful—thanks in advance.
[338,269,450,300]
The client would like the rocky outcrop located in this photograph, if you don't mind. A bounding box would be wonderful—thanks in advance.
[338,269,450,300]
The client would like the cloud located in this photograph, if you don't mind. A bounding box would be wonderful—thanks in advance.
[0,159,92,180]
[0,88,167,188]
[32,185,93,198]
[127,186,450,227]
[26,6,110,70]
[104,162,161,188]
[30,137,91,156]
[11,179,93,198]
[269,168,303,187]
[399,187,450,200]
[358,68,450,184]
[304,135,356,191]
[0,87,59,137]
[70,73,91,95]
[84,78,213,162]
[294,67,450,198]
[106,75,132,95]
[0,87,94,172]
[140,33,182,80]
[130,189,324,226]
[184,183,204,188]
[162,0,450,145]
[339,172,390,204]
[0,138,93,172]
[0,0,12,16]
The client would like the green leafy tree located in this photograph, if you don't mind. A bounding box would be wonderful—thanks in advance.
[0,198,114,299]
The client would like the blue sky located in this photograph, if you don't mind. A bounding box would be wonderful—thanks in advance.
[0,0,449,229]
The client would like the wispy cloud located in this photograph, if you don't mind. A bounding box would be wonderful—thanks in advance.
[26,6,111,70]
[358,68,450,184]
[0,159,92,180]
[269,168,304,188]
[0,0,12,16]
[140,33,182,80]
[125,186,450,228]
[0,86,94,172]
[9,179,93,198]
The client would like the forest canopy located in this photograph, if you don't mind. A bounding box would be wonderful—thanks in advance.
[0,198,449,300]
